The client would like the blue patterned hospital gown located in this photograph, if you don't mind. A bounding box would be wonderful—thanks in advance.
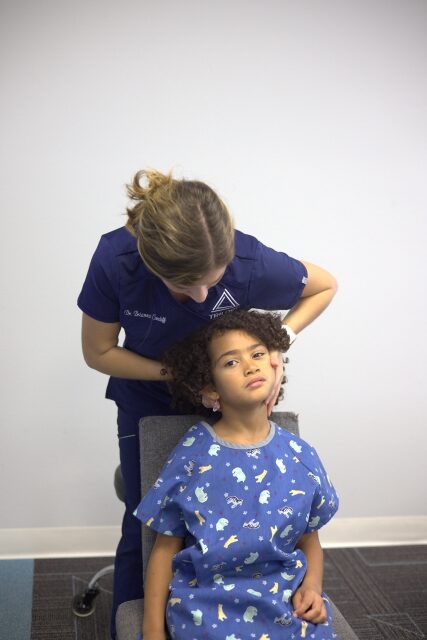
[134,421,340,640]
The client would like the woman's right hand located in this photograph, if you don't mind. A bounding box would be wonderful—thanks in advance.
[265,350,284,415]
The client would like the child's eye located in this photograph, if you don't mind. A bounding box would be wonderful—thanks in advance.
[224,359,238,367]
[253,351,266,359]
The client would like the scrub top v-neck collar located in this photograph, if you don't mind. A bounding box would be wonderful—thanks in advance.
[158,278,222,318]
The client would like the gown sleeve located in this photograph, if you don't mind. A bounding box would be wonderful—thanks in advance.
[133,452,189,538]
[303,444,339,533]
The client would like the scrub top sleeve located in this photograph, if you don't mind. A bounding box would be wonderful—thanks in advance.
[248,240,308,310]
[77,236,120,323]
[305,447,339,533]
[133,458,188,538]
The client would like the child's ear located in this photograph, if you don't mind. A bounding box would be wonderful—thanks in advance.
[200,384,220,411]
[201,384,219,403]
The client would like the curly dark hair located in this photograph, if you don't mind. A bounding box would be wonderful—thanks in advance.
[162,309,290,413]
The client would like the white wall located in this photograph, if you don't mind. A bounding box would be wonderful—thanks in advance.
[1,0,426,531]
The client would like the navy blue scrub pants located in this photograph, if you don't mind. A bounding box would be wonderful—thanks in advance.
[111,402,180,639]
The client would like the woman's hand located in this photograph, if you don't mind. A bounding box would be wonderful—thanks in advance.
[265,350,284,415]
[292,585,327,624]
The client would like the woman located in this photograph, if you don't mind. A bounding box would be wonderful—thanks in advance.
[77,168,337,638]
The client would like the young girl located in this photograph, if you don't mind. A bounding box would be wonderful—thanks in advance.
[134,309,339,640]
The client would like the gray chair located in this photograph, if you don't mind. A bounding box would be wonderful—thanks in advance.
[116,413,359,640]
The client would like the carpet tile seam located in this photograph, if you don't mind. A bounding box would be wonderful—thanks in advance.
[366,613,425,639]
[326,549,399,615]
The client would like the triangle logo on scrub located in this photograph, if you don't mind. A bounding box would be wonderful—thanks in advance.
[211,289,239,313]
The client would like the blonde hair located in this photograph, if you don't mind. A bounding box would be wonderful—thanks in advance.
[126,169,235,285]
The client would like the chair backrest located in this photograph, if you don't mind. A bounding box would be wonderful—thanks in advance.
[138,412,299,582]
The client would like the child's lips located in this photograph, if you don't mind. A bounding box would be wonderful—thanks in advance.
[245,377,266,389]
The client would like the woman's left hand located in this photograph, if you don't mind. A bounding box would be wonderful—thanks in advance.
[265,350,284,415]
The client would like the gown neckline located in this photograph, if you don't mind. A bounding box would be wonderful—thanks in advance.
[200,420,276,449]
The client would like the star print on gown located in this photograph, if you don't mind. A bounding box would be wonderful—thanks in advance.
[134,421,340,639]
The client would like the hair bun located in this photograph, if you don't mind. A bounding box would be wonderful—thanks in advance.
[126,169,173,201]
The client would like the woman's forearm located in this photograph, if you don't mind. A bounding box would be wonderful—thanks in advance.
[296,532,324,593]
[85,345,169,381]
[284,289,336,334]
[81,313,170,381]
[143,534,183,635]
[284,261,338,334]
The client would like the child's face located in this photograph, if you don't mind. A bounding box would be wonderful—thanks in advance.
[206,330,276,409]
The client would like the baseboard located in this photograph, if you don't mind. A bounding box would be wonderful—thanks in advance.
[1,517,426,559]
[320,516,427,548]
[0,526,121,559]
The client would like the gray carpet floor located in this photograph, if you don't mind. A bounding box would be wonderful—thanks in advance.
[29,545,427,639]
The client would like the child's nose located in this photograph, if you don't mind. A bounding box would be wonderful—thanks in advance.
[245,360,260,374]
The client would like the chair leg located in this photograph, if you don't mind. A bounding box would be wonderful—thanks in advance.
[72,564,115,617]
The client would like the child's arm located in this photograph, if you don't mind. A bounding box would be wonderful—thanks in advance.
[292,531,327,624]
[142,532,184,639]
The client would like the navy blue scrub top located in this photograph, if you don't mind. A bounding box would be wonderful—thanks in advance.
[77,227,308,414]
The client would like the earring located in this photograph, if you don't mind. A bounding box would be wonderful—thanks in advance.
[212,399,221,413]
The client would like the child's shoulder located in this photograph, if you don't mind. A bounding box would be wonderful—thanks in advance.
[169,420,216,460]
[152,422,213,486]
[273,423,322,471]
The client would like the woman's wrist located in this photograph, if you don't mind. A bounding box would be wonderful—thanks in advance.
[159,365,169,378]
[282,324,297,345]
[158,363,172,381]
